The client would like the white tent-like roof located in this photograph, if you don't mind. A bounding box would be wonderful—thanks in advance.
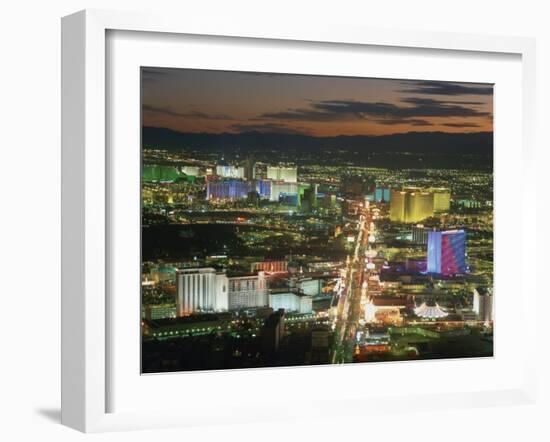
[414,302,448,319]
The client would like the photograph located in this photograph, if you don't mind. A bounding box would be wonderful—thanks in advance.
[140,67,494,373]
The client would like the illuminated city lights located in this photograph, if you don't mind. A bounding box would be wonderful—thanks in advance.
[141,67,494,373]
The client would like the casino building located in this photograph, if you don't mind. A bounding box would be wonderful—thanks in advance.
[227,272,268,310]
[206,179,256,200]
[268,290,313,314]
[414,301,448,319]
[390,187,451,223]
[390,188,434,223]
[216,164,245,179]
[176,268,229,316]
[427,229,467,275]
[176,268,269,315]
[429,187,451,213]
[266,165,297,183]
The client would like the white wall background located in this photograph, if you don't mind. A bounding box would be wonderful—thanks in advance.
[0,0,547,440]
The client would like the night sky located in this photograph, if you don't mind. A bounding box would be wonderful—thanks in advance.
[141,68,493,137]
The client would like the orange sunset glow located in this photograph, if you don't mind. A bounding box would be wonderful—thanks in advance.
[142,68,493,137]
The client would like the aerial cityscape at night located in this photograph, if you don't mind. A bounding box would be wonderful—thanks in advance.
[141,68,494,373]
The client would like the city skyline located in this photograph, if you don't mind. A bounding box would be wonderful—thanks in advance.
[142,68,493,137]
[141,67,494,373]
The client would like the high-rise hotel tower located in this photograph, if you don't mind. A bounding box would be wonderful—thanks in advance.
[266,165,298,183]
[176,268,229,316]
[390,188,434,223]
[176,268,269,315]
[427,230,467,275]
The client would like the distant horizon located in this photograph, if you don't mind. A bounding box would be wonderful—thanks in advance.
[141,125,493,171]
[142,125,494,139]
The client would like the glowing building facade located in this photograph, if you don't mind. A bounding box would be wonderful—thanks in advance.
[269,291,313,314]
[414,301,448,319]
[427,229,467,275]
[256,179,272,199]
[252,260,288,273]
[206,180,255,200]
[429,188,451,213]
[227,272,268,310]
[267,166,297,183]
[177,269,269,315]
[374,187,391,203]
[270,182,299,202]
[296,278,322,296]
[412,224,430,245]
[142,165,181,183]
[364,298,377,322]
[390,188,434,223]
[216,164,245,178]
[176,268,229,316]
[390,190,406,221]
[181,165,200,177]
[407,190,434,222]
[473,287,493,321]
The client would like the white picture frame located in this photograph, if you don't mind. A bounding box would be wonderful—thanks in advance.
[61,9,537,433]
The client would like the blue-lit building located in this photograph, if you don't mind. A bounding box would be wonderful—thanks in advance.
[279,193,299,206]
[374,187,391,203]
[206,180,255,200]
[427,230,466,275]
[256,179,272,199]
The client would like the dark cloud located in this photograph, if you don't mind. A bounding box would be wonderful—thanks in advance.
[143,105,230,120]
[374,118,433,127]
[400,97,491,118]
[142,68,169,76]
[228,122,311,135]
[141,69,171,84]
[441,122,481,128]
[258,97,490,125]
[442,100,485,106]
[401,80,493,96]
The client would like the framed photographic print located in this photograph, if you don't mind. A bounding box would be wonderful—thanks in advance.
[61,9,537,432]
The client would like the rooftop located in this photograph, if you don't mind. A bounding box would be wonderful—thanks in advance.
[414,302,448,319]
